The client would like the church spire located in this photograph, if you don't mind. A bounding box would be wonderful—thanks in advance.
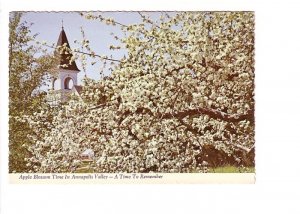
[56,24,80,71]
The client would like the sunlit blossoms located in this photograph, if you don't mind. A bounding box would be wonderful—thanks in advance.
[24,12,255,173]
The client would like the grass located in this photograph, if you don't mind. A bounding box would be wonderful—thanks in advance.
[210,166,255,173]
[75,160,94,173]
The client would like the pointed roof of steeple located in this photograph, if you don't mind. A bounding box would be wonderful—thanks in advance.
[56,26,80,71]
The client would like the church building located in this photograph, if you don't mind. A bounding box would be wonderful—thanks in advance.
[47,25,83,106]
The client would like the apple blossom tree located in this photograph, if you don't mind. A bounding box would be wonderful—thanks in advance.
[23,12,254,173]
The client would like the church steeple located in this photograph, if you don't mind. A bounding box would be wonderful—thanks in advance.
[47,24,82,106]
[56,25,80,71]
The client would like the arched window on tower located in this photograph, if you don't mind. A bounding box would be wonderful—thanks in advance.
[64,77,74,90]
[52,77,60,90]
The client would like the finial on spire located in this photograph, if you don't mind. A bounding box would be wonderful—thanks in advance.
[61,19,64,30]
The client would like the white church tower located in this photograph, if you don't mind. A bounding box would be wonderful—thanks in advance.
[48,25,82,106]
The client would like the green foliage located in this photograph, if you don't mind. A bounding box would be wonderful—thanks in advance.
[9,12,56,172]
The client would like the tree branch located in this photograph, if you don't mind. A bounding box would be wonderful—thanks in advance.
[45,44,122,63]
[161,107,254,124]
[118,106,254,126]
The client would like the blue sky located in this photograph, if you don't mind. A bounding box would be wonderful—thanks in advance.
[21,11,154,84]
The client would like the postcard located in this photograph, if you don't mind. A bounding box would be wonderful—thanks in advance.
[8,11,255,183]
